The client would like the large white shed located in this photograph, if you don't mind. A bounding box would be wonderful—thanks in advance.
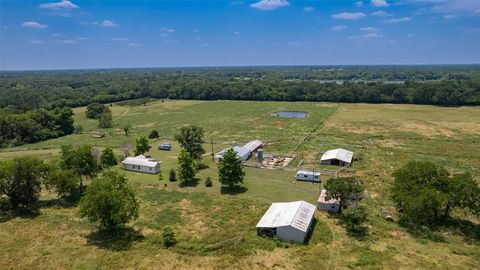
[256,201,316,243]
[243,140,264,153]
[121,155,160,174]
[215,146,250,161]
[320,148,353,167]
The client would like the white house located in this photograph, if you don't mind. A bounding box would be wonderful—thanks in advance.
[256,200,316,243]
[215,146,250,161]
[295,170,321,182]
[317,189,340,213]
[121,155,160,174]
[320,148,353,167]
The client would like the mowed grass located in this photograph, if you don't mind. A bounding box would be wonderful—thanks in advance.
[1,100,480,269]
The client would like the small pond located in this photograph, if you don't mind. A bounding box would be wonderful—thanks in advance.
[271,111,308,118]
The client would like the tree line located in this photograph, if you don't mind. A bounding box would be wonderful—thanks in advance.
[1,66,480,113]
[0,107,74,147]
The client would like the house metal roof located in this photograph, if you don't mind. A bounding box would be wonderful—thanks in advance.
[320,148,353,163]
[121,155,159,167]
[318,189,340,204]
[256,201,316,232]
[243,140,264,152]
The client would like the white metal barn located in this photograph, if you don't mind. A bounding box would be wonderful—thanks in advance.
[320,148,353,167]
[256,201,316,243]
[295,170,321,182]
[243,140,264,153]
[121,155,160,174]
[215,146,250,161]
[317,189,340,213]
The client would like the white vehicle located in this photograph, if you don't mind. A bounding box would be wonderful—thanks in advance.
[295,170,321,182]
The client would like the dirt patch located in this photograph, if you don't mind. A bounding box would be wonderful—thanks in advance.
[247,249,298,270]
[400,122,455,137]
[179,199,207,239]
[435,121,480,135]
[389,230,407,239]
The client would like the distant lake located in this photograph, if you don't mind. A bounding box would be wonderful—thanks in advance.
[272,111,308,118]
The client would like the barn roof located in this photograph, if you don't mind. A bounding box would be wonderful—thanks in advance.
[122,155,159,167]
[256,201,316,232]
[318,189,340,204]
[320,148,353,163]
[215,146,250,159]
[243,140,264,152]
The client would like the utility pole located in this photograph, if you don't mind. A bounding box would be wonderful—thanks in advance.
[211,137,214,162]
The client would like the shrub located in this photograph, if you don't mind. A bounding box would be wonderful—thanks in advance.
[169,169,177,182]
[148,130,159,140]
[162,226,177,248]
[205,177,213,187]
[44,169,80,200]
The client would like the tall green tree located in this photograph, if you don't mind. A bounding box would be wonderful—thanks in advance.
[98,111,113,128]
[324,177,364,210]
[60,144,99,190]
[218,148,245,188]
[101,147,118,169]
[0,157,49,210]
[391,161,480,226]
[134,136,151,156]
[123,124,132,137]
[44,169,80,200]
[79,172,139,230]
[174,125,205,160]
[177,149,196,184]
[86,103,110,119]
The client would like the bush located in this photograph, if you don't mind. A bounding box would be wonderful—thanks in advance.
[74,124,83,134]
[98,112,113,128]
[79,172,139,230]
[341,206,368,232]
[148,130,159,139]
[168,168,177,182]
[205,177,213,187]
[86,103,110,119]
[162,226,177,248]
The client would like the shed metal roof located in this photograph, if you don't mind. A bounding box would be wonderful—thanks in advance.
[243,140,264,152]
[318,189,340,204]
[215,146,250,159]
[122,155,159,167]
[256,201,316,232]
[320,148,353,163]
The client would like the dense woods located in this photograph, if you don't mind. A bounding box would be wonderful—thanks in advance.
[1,66,480,113]
[0,107,74,147]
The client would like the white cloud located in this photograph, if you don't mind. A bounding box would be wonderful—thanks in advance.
[349,32,384,41]
[21,21,47,29]
[332,12,366,20]
[110,37,130,42]
[371,11,393,17]
[128,43,142,47]
[76,37,88,40]
[250,0,290,11]
[101,20,119,27]
[330,25,347,31]
[159,27,175,33]
[304,6,314,12]
[29,39,44,44]
[361,26,380,32]
[371,0,389,7]
[39,0,78,9]
[443,14,456,19]
[60,39,78,44]
[355,1,363,7]
[52,32,62,37]
[384,17,411,23]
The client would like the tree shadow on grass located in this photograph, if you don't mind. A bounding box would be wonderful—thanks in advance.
[85,227,144,251]
[402,218,480,244]
[443,218,480,244]
[38,197,80,209]
[179,178,200,188]
[0,208,40,223]
[346,226,369,241]
[220,185,248,195]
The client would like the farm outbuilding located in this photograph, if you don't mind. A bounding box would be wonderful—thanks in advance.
[256,201,316,243]
[215,146,250,161]
[295,170,321,182]
[121,155,160,174]
[243,140,264,153]
[317,189,340,213]
[320,148,353,167]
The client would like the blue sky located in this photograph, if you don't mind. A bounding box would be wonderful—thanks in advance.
[1,0,479,70]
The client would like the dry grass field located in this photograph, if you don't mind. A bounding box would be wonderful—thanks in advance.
[1,100,479,269]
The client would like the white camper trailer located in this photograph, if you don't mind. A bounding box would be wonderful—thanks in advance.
[295,170,321,182]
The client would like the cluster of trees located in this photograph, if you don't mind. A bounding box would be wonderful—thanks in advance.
[0,107,74,147]
[86,103,112,128]
[1,66,479,112]
[325,177,367,232]
[391,161,480,227]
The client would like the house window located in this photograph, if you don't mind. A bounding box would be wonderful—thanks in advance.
[150,167,152,170]
[304,175,308,178]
